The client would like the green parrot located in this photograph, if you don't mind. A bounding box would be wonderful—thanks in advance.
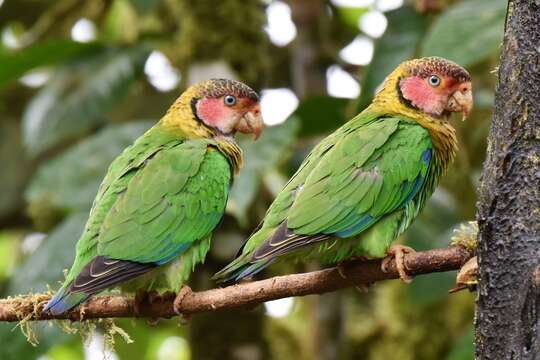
[44,79,263,315]
[214,57,473,283]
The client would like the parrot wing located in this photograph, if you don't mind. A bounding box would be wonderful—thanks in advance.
[45,137,231,313]
[255,117,432,258]
[71,141,230,293]
[215,115,432,281]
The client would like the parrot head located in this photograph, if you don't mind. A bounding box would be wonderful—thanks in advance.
[378,57,473,121]
[164,78,263,140]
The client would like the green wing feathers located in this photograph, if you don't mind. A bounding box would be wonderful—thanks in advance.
[46,127,231,314]
[215,115,434,282]
[97,143,229,265]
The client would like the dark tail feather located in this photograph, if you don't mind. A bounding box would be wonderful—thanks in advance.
[233,260,274,281]
[213,258,274,284]
[43,286,88,315]
[43,256,156,315]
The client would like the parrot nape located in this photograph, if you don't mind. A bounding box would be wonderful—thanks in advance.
[44,79,263,315]
[214,57,473,284]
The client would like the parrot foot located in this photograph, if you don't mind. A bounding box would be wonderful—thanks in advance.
[173,286,193,316]
[148,291,175,304]
[381,245,416,284]
[146,291,175,326]
[133,290,175,321]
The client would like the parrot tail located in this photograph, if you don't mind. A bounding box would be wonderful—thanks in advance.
[43,256,156,315]
[213,257,274,284]
[43,286,89,316]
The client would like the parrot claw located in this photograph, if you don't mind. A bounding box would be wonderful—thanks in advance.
[134,290,175,321]
[148,291,175,304]
[145,291,175,325]
[173,286,193,317]
[381,245,416,284]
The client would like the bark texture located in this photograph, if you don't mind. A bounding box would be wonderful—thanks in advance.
[0,246,471,322]
[475,1,540,359]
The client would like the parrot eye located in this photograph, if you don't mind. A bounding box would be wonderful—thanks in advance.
[428,75,441,87]
[224,95,237,106]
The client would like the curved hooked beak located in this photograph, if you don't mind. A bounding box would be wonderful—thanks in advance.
[236,104,264,140]
[445,82,473,121]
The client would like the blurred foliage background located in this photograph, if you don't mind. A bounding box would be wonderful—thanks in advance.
[0,0,504,359]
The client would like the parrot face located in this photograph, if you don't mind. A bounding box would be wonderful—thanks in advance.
[398,57,473,120]
[192,79,263,140]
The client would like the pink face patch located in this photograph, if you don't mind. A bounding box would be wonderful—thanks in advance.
[400,76,447,117]
[196,97,238,133]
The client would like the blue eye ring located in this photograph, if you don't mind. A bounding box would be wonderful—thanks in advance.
[224,95,237,106]
[428,75,441,87]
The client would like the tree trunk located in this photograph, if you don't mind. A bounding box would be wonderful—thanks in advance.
[475,1,540,359]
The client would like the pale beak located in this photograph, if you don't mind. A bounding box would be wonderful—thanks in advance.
[445,82,473,121]
[236,104,264,140]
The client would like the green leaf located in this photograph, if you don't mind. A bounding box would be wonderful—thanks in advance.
[0,40,101,89]
[26,121,153,214]
[421,0,506,66]
[103,0,139,43]
[357,5,428,111]
[228,118,300,226]
[294,96,349,136]
[22,47,150,155]
[0,231,20,281]
[336,7,368,29]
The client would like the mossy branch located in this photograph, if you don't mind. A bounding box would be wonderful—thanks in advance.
[0,246,472,322]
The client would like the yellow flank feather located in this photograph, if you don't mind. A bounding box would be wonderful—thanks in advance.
[158,81,244,174]
[366,59,458,170]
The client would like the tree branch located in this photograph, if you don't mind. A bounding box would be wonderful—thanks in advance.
[0,246,472,322]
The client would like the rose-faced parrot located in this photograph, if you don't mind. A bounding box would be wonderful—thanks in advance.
[214,57,472,284]
[44,79,263,315]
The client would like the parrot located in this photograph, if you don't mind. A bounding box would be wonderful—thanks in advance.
[43,79,263,315]
[214,57,473,284]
